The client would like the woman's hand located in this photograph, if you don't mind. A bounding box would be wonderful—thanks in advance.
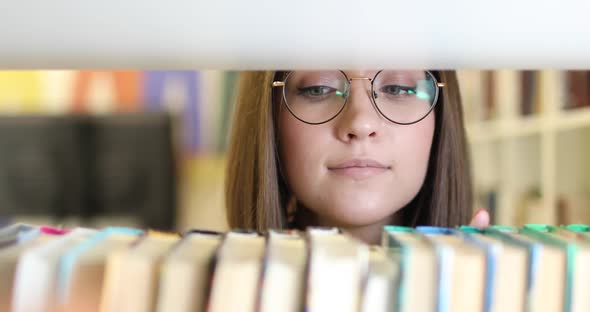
[469,208,490,228]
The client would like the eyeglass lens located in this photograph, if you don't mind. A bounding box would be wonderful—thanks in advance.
[282,70,437,124]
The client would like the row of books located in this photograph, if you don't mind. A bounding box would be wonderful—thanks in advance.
[458,70,590,122]
[2,223,590,312]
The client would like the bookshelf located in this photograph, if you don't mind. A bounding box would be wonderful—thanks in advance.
[461,70,590,226]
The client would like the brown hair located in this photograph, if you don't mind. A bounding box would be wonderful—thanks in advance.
[225,71,472,232]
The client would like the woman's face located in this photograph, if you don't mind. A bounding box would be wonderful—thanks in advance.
[278,70,436,228]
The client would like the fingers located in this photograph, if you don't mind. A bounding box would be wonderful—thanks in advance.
[469,208,490,228]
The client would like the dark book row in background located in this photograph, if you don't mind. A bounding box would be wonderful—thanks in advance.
[478,70,590,120]
[564,71,590,110]
[0,113,176,230]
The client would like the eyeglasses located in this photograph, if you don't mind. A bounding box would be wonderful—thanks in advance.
[272,70,444,125]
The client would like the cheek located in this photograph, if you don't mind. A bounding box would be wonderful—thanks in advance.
[277,108,326,188]
[392,114,436,195]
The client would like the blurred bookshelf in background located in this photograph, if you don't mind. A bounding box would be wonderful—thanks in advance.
[1,70,589,232]
[459,70,590,226]
[0,71,237,232]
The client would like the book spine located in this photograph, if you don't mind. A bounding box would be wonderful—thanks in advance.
[522,224,574,312]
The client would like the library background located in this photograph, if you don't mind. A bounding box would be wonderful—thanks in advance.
[1,70,590,312]
[0,70,588,231]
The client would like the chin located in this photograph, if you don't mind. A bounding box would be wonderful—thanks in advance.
[318,200,399,228]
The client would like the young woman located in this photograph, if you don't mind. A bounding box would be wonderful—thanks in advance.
[224,70,489,244]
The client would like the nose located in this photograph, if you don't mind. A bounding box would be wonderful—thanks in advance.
[335,80,382,143]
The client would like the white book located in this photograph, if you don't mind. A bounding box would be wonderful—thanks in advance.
[207,231,266,312]
[360,246,400,312]
[156,230,221,312]
[100,232,179,312]
[305,227,369,312]
[259,230,307,312]
[0,227,59,312]
[12,228,96,312]
[59,228,142,312]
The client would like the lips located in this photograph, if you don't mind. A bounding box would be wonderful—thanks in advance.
[328,159,390,170]
[328,159,390,179]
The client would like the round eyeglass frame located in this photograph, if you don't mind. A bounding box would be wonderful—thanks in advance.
[272,70,444,125]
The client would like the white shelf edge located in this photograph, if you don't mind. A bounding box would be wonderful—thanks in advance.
[468,107,590,143]
[556,107,590,132]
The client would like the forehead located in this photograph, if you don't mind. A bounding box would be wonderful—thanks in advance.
[341,70,380,78]
[281,70,429,82]
[341,70,426,79]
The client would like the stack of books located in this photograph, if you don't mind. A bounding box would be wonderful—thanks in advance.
[1,223,590,312]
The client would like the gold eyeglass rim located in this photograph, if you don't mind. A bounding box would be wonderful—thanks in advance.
[271,70,444,125]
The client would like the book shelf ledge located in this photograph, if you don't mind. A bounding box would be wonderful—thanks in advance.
[556,106,590,132]
[467,116,542,143]
[468,106,590,143]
